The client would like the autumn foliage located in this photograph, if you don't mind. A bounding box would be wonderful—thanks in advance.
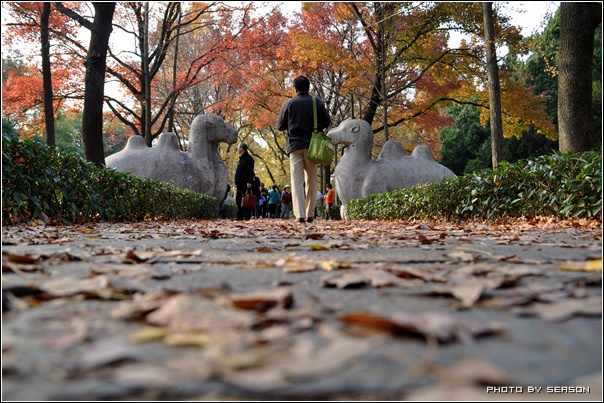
[2,2,558,181]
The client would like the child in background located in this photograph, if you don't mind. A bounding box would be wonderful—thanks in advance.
[324,183,334,220]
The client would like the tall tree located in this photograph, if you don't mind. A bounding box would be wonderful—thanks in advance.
[558,2,602,152]
[3,2,82,139]
[53,2,116,165]
[41,2,55,147]
[482,2,504,168]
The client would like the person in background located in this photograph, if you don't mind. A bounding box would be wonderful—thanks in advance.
[258,182,269,218]
[219,183,231,219]
[280,185,292,219]
[324,183,334,220]
[251,176,261,219]
[234,143,255,221]
[267,185,281,218]
[276,75,331,224]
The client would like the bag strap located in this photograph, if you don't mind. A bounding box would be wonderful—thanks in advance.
[312,96,318,132]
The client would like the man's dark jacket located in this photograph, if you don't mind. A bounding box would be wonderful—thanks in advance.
[276,91,331,155]
[235,151,255,189]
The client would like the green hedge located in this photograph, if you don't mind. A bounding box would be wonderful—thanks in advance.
[2,135,218,224]
[347,150,602,221]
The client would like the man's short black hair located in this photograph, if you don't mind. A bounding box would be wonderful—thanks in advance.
[239,142,248,151]
[294,75,310,92]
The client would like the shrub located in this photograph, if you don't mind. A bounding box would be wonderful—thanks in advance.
[2,135,218,224]
[347,150,602,221]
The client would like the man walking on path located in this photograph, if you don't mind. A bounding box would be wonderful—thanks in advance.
[277,75,331,223]
[234,143,255,221]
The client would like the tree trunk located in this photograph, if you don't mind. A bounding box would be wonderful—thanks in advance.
[81,2,116,165]
[168,2,181,134]
[41,2,55,147]
[482,2,504,169]
[558,2,601,153]
[143,2,152,146]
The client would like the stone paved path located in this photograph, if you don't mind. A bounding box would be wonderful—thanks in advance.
[1,218,602,400]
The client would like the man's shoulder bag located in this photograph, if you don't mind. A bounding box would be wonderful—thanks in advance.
[308,96,334,165]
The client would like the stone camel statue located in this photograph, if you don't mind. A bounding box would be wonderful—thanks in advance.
[327,119,456,219]
[105,114,238,202]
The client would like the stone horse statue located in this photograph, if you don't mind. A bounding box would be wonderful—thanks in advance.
[327,119,456,219]
[105,114,238,202]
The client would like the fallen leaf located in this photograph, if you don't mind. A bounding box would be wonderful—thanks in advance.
[531,295,602,321]
[557,259,602,272]
[227,287,293,312]
[129,326,168,343]
[113,364,181,387]
[339,311,503,343]
[163,332,211,347]
[146,294,254,332]
[39,275,109,297]
[79,339,134,369]
[319,260,351,271]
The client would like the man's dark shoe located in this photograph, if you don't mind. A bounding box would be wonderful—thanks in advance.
[306,217,314,223]
[298,218,306,223]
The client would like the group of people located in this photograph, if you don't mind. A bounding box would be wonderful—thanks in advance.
[231,180,293,220]
[227,75,333,223]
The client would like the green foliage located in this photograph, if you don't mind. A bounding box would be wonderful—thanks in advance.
[2,119,19,141]
[2,135,218,225]
[439,102,491,175]
[347,150,602,221]
[439,103,559,176]
[54,110,84,156]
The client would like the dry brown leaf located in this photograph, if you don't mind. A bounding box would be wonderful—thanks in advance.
[339,311,503,343]
[319,260,352,271]
[3,253,40,264]
[280,256,319,273]
[389,266,447,282]
[450,283,487,308]
[322,269,421,289]
[79,339,133,369]
[39,275,109,297]
[227,287,293,312]
[531,295,602,321]
[146,294,254,332]
[113,364,181,387]
[44,321,89,350]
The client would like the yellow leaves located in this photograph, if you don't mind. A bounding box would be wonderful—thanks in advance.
[130,326,168,343]
[164,332,212,347]
[557,259,602,272]
[277,254,350,273]
[319,260,351,271]
[130,326,211,347]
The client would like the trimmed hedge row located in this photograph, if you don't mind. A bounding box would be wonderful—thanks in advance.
[2,135,217,225]
[347,150,602,221]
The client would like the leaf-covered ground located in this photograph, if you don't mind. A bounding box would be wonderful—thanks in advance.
[2,217,602,400]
